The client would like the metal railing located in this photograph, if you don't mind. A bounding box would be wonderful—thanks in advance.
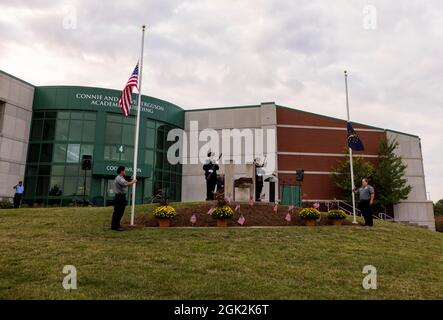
[302,199,394,221]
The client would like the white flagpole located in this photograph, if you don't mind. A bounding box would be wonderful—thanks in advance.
[130,25,146,226]
[344,70,358,224]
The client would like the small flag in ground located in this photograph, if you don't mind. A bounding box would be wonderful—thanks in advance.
[207,207,214,215]
[238,214,246,226]
[190,214,197,225]
[288,205,294,211]
[285,212,292,223]
[273,203,279,212]
[118,63,139,117]
[249,196,254,207]
[313,202,320,209]
[234,204,240,212]
[260,193,266,200]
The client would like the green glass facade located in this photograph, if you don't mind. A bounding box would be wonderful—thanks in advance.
[24,86,184,206]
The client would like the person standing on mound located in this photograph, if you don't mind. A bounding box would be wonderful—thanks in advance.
[111,166,137,231]
[354,178,375,227]
[203,151,219,200]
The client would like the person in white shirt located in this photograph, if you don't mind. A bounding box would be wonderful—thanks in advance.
[13,181,24,208]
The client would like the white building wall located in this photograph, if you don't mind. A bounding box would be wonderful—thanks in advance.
[386,130,435,230]
[181,103,278,202]
[0,71,34,201]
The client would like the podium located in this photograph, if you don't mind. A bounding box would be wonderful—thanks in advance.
[224,162,255,202]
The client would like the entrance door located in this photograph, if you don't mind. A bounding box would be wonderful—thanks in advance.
[281,185,301,207]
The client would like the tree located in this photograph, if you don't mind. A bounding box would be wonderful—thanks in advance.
[434,199,443,215]
[373,137,411,212]
[331,153,375,202]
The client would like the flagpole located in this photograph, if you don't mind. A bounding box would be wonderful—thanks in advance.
[344,71,358,224]
[130,25,146,226]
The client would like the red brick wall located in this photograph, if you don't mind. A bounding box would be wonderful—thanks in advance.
[276,106,386,200]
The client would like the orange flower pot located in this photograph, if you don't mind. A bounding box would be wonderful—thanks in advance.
[158,219,171,228]
[216,219,228,227]
[304,219,317,227]
[331,219,343,226]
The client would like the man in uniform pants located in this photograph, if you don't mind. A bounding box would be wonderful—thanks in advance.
[203,152,219,200]
[111,166,137,231]
[354,178,375,227]
[13,181,24,208]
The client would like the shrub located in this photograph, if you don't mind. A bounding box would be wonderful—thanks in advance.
[211,205,234,220]
[153,205,176,219]
[0,201,13,209]
[327,209,347,220]
[299,208,321,220]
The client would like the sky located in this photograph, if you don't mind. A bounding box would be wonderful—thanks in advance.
[0,0,442,201]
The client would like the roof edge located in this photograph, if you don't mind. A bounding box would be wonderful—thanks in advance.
[0,69,34,87]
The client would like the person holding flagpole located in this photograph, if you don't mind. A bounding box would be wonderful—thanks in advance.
[111,166,137,231]
[354,178,375,227]
[344,70,365,224]
[114,25,146,228]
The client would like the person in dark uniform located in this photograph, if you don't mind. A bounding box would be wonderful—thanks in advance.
[354,178,375,227]
[203,152,219,200]
[216,173,225,194]
[254,157,265,201]
[111,166,137,231]
[13,181,24,208]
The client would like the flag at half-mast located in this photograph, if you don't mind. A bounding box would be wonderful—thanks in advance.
[347,122,364,151]
[118,63,139,117]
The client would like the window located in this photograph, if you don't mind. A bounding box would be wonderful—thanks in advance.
[53,144,67,162]
[30,119,42,140]
[42,119,56,141]
[105,122,121,144]
[82,121,95,142]
[49,176,64,196]
[40,143,53,162]
[55,120,69,141]
[104,114,135,161]
[63,177,77,196]
[66,144,80,163]
[69,120,83,141]
[80,144,94,158]
[27,144,40,163]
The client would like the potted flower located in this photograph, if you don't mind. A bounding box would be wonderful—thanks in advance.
[152,196,176,228]
[327,209,347,225]
[299,208,321,226]
[211,192,234,227]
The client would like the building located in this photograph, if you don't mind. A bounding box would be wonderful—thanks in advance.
[0,71,34,202]
[0,70,435,230]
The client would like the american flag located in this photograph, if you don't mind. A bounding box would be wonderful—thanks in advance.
[234,204,240,212]
[248,196,254,207]
[190,213,197,225]
[285,212,292,223]
[118,63,139,117]
[207,207,214,215]
[273,203,279,212]
[237,214,246,226]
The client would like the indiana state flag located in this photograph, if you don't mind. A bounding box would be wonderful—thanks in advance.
[347,122,364,151]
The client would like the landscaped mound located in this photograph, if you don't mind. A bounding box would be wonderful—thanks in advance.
[129,202,355,227]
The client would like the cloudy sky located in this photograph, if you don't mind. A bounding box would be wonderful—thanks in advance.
[1,0,442,201]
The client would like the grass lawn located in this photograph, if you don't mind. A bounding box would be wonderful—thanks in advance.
[0,203,442,299]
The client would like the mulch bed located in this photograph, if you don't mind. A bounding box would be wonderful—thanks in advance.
[124,202,357,228]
